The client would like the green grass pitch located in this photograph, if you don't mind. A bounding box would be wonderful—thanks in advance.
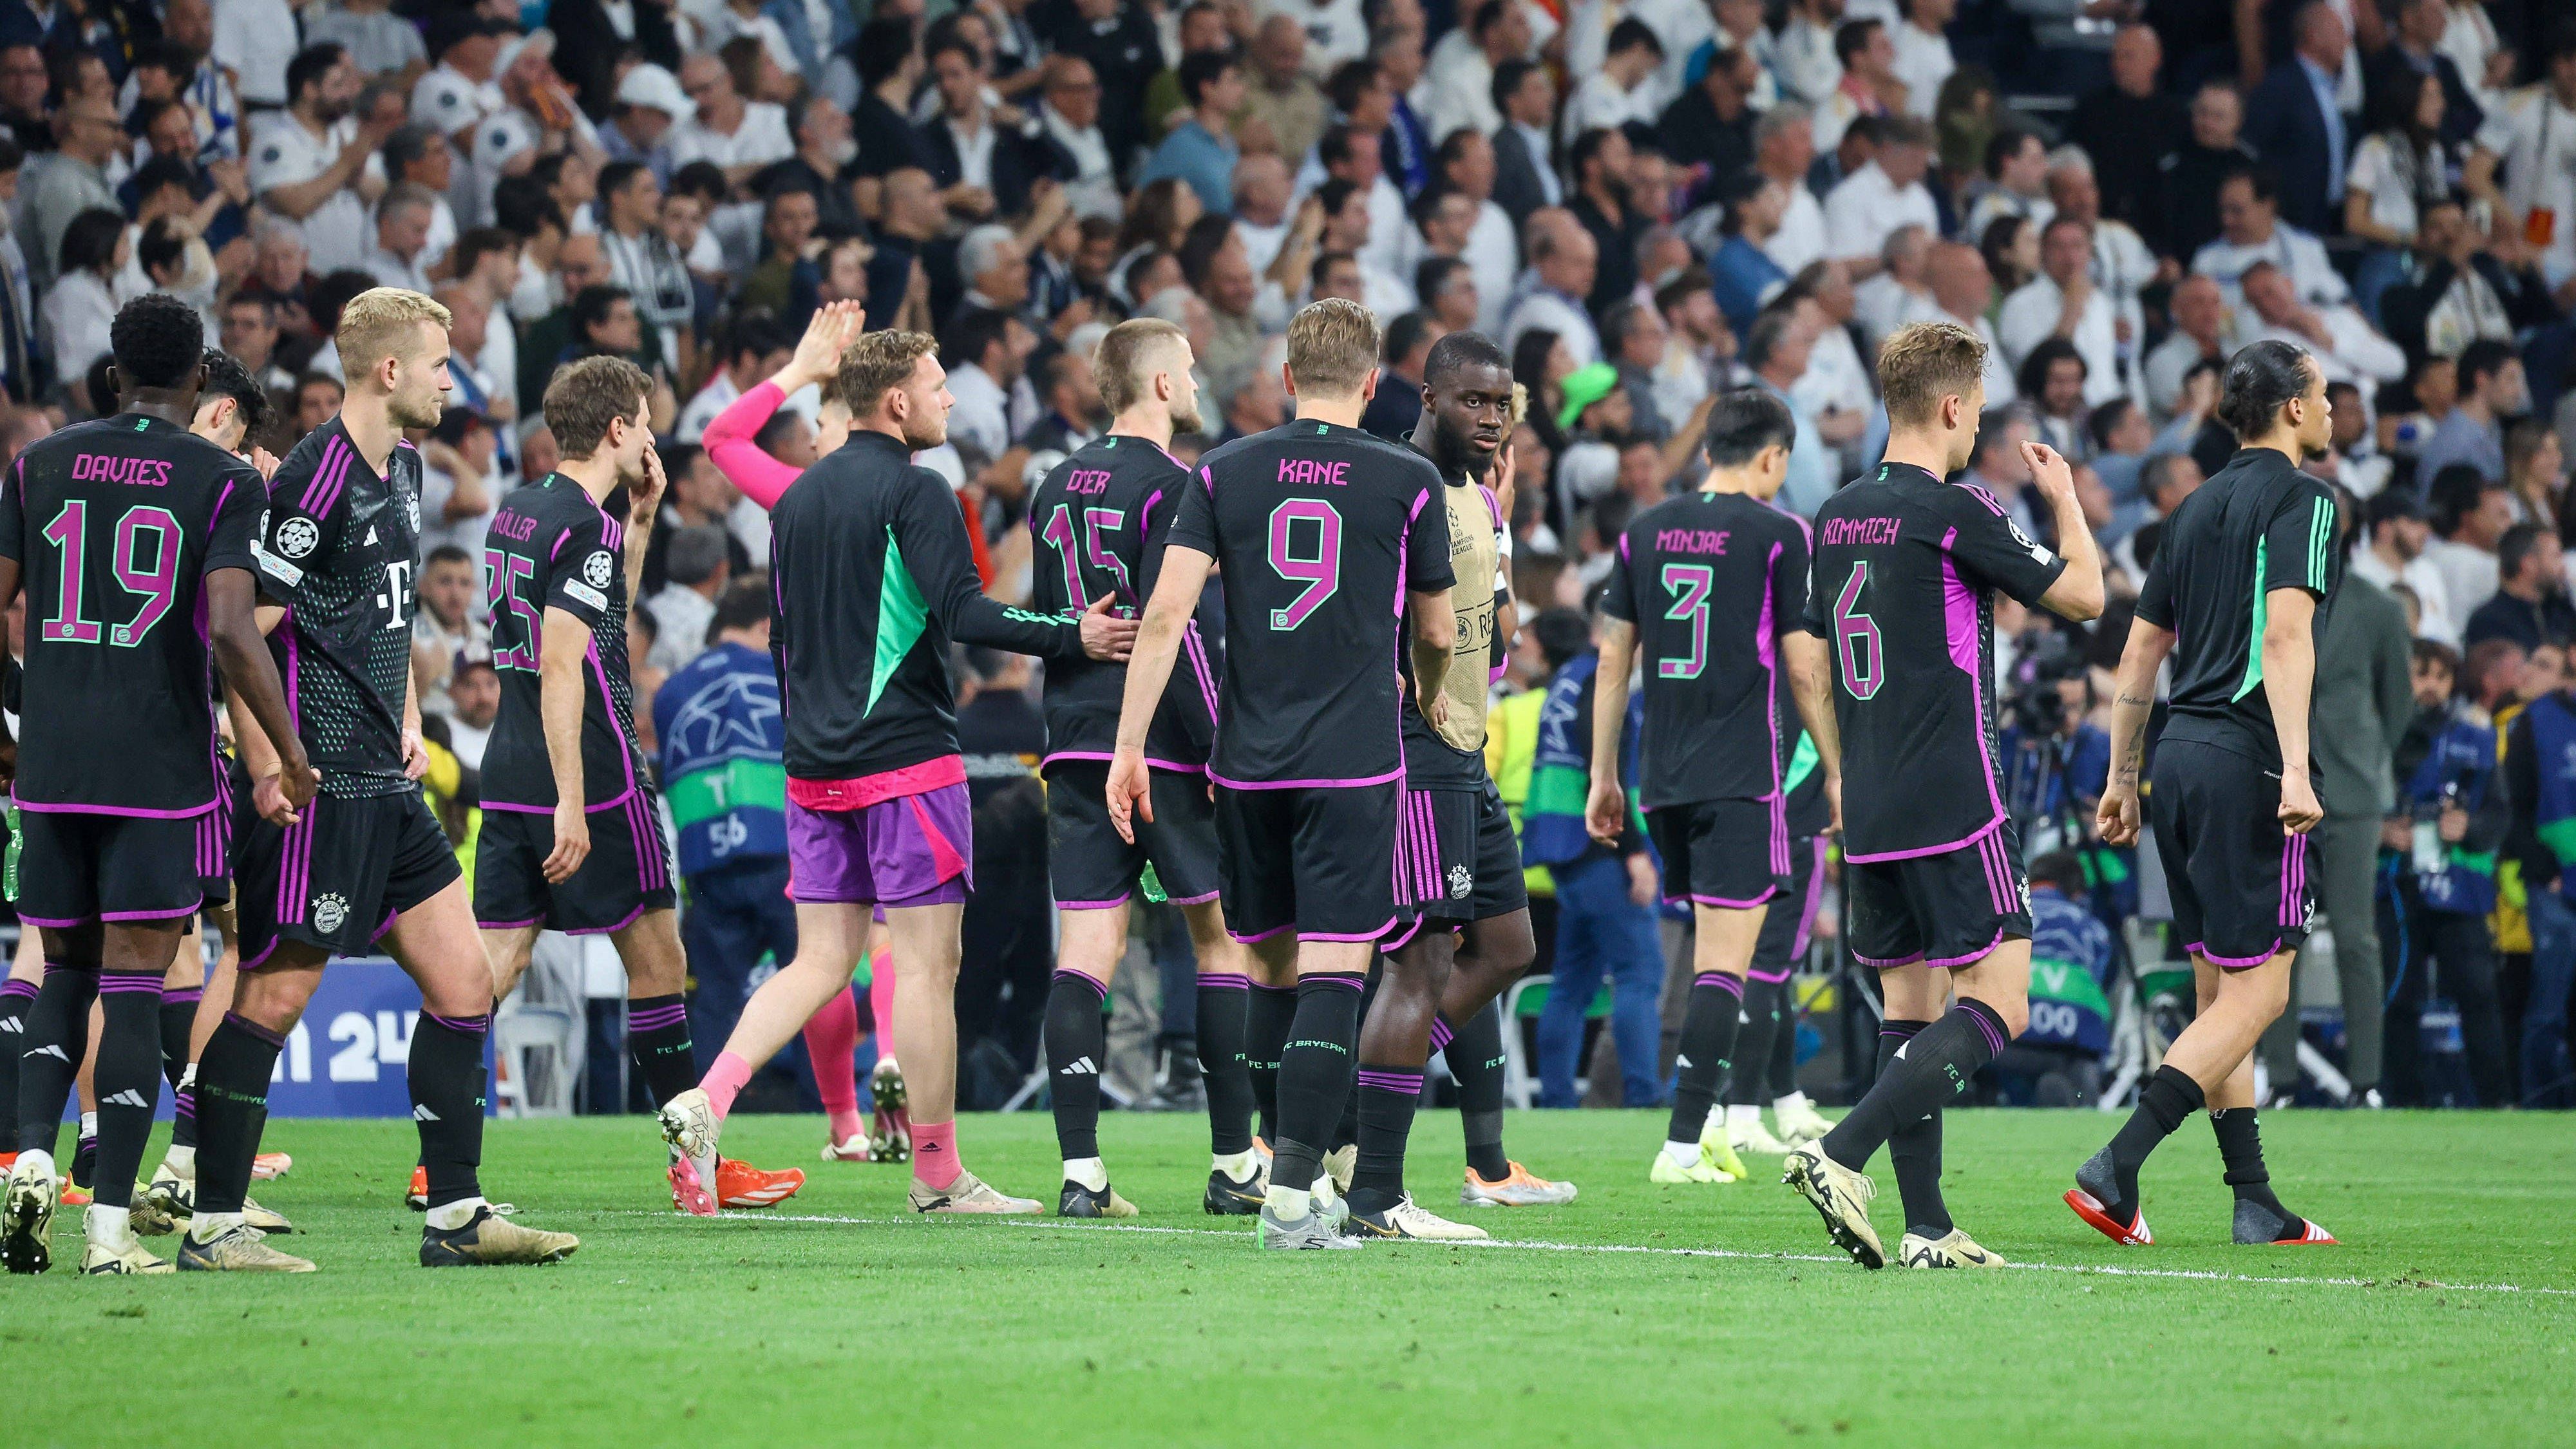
[10,1108,2573,1446]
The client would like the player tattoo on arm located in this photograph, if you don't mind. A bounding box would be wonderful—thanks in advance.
[1587,616,1636,845]
[2260,587,2324,835]
[538,607,596,883]
[2096,616,2175,846]
[1108,544,1215,844]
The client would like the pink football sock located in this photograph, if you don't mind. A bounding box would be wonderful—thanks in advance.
[804,989,864,1143]
[913,1120,960,1189]
[702,1051,755,1121]
[867,952,896,1061]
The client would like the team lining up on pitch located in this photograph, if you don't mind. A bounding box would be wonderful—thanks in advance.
[0,284,2345,1274]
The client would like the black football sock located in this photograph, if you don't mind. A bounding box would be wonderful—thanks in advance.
[1331,970,1381,1155]
[15,961,97,1156]
[191,1013,283,1220]
[1245,983,1296,1146]
[1665,972,1745,1146]
[158,984,199,1092]
[1819,999,2009,1171]
[410,1011,491,1213]
[624,994,697,1109]
[1877,1020,1951,1238]
[2078,1063,2206,1227]
[2210,1106,2306,1240]
[1346,1064,1423,1213]
[1043,970,1108,1162]
[1728,975,1783,1109]
[90,969,167,1210]
[1439,1005,1510,1181]
[0,977,33,1141]
[162,983,202,1151]
[1268,973,1364,1195]
[1197,972,1254,1157]
[1766,975,1800,1098]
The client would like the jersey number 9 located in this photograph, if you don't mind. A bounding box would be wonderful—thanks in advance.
[1265,499,1342,631]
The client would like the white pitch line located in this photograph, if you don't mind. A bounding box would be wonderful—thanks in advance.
[617,1210,2576,1298]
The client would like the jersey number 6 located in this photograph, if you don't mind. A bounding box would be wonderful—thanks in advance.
[1832,562,1884,699]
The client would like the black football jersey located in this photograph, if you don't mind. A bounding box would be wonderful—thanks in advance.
[1025,434,1220,768]
[2136,447,2340,772]
[1602,489,1812,810]
[252,418,424,798]
[0,413,263,813]
[1396,444,1508,791]
[478,473,650,810]
[1168,419,1455,787]
[770,430,1082,782]
[1801,461,2067,860]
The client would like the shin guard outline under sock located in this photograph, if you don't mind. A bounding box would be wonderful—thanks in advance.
[1044,970,1110,1161]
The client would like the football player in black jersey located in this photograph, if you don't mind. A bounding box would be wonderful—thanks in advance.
[212,289,579,1269]
[0,296,311,1274]
[1025,319,1271,1218]
[2073,339,2340,1249]
[1110,299,1460,1249]
[1785,321,2105,1269]
[1587,388,1829,1189]
[1340,332,1576,1240]
[477,357,804,1213]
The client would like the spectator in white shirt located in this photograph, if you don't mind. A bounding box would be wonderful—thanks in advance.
[1900,239,2016,404]
[251,43,390,278]
[940,307,1036,464]
[2192,165,2349,321]
[2237,258,2407,384]
[1821,114,1938,274]
[408,15,506,147]
[1269,0,1370,78]
[1505,209,1604,366]
[1560,17,1666,144]
[1432,128,1522,337]
[1423,0,1529,144]
[1998,216,2124,406]
[680,314,793,444]
[646,525,730,676]
[1853,220,1932,352]
[1772,0,1846,106]
[1752,102,1826,275]
[668,52,793,186]
[360,182,440,291]
[307,0,429,82]
[1959,128,2052,243]
[2145,273,2228,420]
[1888,0,1955,118]
[37,207,128,390]
[2351,488,2461,645]
[211,0,299,108]
[2423,466,2514,621]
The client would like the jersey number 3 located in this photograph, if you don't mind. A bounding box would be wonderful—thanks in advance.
[39,500,181,649]
[1658,564,1712,679]
[1832,562,1884,699]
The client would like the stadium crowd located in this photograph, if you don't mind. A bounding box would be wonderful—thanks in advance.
[0,0,2572,1114]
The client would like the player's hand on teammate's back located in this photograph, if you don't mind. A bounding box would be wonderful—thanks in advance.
[2021,440,2075,501]
[1823,772,1843,838]
[1421,688,1450,733]
[1584,777,1625,846]
[545,798,592,884]
[1105,748,1152,844]
[2278,769,2323,835]
[1079,594,1137,661]
[2096,786,2141,847]
[401,725,431,781]
[251,446,280,481]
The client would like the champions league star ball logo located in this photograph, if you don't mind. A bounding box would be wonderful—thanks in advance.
[311,893,350,934]
[1448,864,1473,899]
[276,516,322,559]
[583,551,615,590]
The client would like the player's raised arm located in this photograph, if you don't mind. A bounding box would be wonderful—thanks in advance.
[2020,440,2106,622]
[1107,542,1216,843]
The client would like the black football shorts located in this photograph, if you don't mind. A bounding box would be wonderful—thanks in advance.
[474,788,677,934]
[1042,759,1222,910]
[1750,834,1828,980]
[2150,738,2311,970]
[12,806,211,928]
[1648,796,1794,911]
[1213,782,1403,943]
[1395,778,1529,925]
[236,788,461,966]
[1846,818,2031,969]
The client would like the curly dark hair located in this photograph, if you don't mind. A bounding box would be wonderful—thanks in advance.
[199,347,272,438]
[108,292,205,392]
